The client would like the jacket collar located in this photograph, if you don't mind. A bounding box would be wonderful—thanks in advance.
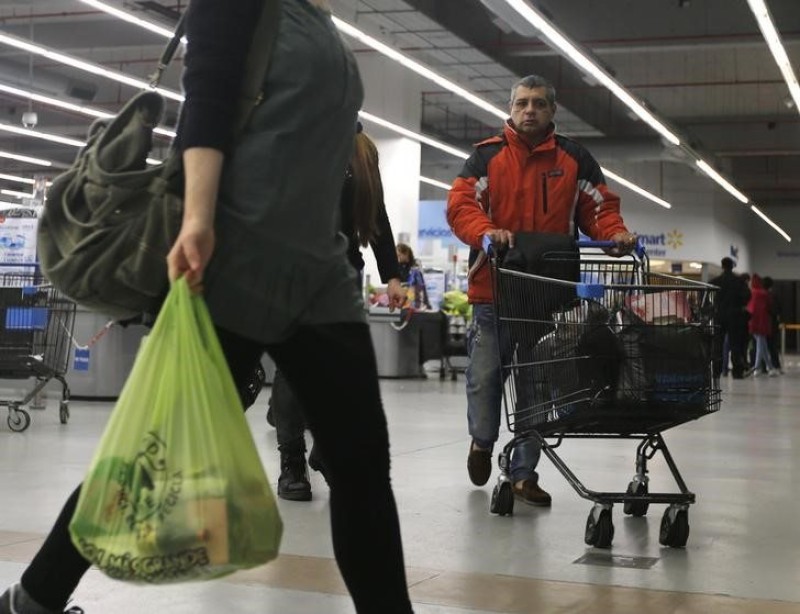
[503,120,556,153]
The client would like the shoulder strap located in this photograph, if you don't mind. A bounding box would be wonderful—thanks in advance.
[149,12,187,88]
[234,0,282,138]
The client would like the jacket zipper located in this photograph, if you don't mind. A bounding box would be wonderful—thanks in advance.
[541,173,549,214]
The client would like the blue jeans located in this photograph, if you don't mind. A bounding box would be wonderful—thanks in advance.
[466,303,541,483]
[753,334,774,372]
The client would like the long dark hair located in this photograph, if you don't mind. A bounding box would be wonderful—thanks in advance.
[350,131,382,247]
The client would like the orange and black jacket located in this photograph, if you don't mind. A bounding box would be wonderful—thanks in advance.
[447,121,629,304]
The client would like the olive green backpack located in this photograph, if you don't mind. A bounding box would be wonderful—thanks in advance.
[37,1,279,321]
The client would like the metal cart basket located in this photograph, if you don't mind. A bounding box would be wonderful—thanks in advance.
[488,239,719,549]
[0,270,77,432]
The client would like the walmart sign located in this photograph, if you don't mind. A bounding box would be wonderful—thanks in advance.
[634,229,684,256]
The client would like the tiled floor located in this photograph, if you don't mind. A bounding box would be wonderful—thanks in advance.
[1,362,799,613]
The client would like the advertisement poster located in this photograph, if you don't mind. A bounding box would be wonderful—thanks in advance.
[0,209,39,273]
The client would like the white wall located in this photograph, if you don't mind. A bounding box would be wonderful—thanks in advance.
[354,51,423,285]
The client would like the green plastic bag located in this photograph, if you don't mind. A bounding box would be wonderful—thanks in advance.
[69,278,283,584]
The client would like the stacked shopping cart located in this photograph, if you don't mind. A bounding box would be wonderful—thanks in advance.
[0,268,76,432]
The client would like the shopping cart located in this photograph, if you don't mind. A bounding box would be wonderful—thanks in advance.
[485,237,720,549]
[0,268,77,432]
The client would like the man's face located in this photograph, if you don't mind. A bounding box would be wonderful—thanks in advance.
[510,86,556,141]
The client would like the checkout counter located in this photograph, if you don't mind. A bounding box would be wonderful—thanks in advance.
[368,307,449,378]
[60,306,446,401]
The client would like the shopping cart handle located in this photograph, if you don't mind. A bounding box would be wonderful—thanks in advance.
[577,238,646,258]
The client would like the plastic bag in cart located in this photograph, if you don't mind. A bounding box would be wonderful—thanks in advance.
[69,278,283,584]
[614,308,711,408]
[517,300,619,426]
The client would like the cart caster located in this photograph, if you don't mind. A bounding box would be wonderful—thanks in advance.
[439,367,446,380]
[8,408,31,433]
[585,504,614,548]
[451,371,458,381]
[59,401,70,425]
[490,481,514,516]
[623,478,649,517]
[659,505,690,548]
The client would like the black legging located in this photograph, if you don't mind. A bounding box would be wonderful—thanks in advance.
[22,322,413,614]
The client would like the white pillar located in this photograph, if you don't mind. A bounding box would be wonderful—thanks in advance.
[355,50,423,283]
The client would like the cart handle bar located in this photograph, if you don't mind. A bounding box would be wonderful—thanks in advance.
[481,236,646,259]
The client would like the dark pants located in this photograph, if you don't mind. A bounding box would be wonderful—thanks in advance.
[21,323,413,614]
[767,330,782,371]
[715,315,748,378]
[271,368,308,453]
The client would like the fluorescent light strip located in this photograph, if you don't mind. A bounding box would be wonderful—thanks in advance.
[746,0,800,114]
[498,0,680,146]
[1,189,34,199]
[602,167,671,209]
[0,123,86,147]
[0,82,110,120]
[358,111,470,160]
[0,81,177,138]
[750,204,792,242]
[334,18,506,121]
[0,173,35,185]
[420,176,451,191]
[695,160,749,204]
[0,150,53,167]
[79,0,175,39]
[0,31,184,102]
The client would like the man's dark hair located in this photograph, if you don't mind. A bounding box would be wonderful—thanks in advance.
[721,257,734,271]
[762,276,774,290]
[510,75,556,107]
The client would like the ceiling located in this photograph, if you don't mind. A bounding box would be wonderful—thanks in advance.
[0,0,799,214]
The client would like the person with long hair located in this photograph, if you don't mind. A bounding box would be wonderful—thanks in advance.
[396,242,431,309]
[271,125,406,501]
[748,274,777,376]
[0,1,414,612]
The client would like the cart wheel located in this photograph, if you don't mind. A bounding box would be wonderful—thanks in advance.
[585,507,614,548]
[59,401,70,425]
[439,367,446,380]
[659,506,690,548]
[623,480,649,517]
[490,482,514,516]
[8,409,31,433]
[450,370,458,381]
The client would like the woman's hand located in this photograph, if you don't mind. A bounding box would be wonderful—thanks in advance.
[170,147,224,292]
[167,219,215,293]
[386,278,406,312]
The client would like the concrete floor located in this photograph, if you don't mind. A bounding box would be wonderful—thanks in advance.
[0,359,799,613]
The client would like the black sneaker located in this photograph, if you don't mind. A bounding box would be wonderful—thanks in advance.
[277,451,312,501]
[0,585,83,614]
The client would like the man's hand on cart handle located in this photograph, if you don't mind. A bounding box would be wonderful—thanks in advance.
[483,229,515,252]
[606,231,638,257]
